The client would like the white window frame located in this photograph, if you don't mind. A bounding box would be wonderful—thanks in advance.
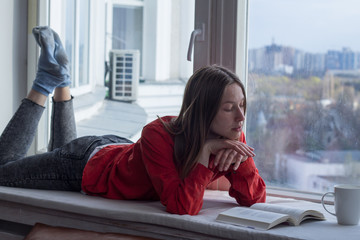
[27,0,51,154]
[49,0,92,96]
[28,0,97,153]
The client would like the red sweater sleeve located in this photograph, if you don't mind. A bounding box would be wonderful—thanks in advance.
[140,121,215,215]
[225,132,266,206]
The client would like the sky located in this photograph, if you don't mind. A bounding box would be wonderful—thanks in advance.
[248,0,360,53]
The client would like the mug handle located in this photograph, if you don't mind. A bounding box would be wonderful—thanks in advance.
[321,192,336,216]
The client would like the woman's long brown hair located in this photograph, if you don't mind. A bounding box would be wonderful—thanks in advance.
[161,65,246,179]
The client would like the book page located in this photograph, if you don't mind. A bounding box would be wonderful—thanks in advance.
[250,203,324,225]
[216,207,292,230]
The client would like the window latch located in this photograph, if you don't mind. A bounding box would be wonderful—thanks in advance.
[187,23,205,61]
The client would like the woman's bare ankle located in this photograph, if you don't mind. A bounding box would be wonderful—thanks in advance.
[53,87,72,102]
[27,89,47,106]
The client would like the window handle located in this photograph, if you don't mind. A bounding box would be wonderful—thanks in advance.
[187,23,205,61]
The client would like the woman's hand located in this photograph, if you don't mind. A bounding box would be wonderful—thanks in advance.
[212,149,248,171]
[198,139,255,171]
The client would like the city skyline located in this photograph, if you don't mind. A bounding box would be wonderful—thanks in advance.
[248,42,360,75]
[248,0,360,53]
[249,42,360,54]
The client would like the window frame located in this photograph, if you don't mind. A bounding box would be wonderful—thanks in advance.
[28,0,328,201]
[239,0,333,201]
[195,0,329,202]
[27,0,51,154]
[49,0,92,96]
[28,0,94,153]
[105,0,145,78]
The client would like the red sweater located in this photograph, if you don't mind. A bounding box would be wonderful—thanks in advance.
[81,116,266,215]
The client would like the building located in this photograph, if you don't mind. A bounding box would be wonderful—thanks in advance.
[249,44,360,75]
[276,150,360,192]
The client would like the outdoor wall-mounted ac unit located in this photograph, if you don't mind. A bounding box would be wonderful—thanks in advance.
[109,49,140,101]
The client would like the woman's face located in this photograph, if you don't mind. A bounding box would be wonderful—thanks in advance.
[209,83,245,140]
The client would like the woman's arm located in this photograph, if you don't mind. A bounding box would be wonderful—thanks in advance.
[224,132,266,206]
[140,122,215,215]
[226,156,266,206]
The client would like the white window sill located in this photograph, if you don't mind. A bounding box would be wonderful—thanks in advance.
[267,187,333,205]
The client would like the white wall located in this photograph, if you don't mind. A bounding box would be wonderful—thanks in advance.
[169,0,194,81]
[0,0,28,133]
[143,0,194,82]
[90,0,106,87]
[154,0,171,81]
[142,0,161,82]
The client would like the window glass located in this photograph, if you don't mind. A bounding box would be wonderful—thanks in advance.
[63,0,90,88]
[105,0,194,90]
[112,5,143,75]
[247,0,360,192]
[78,0,90,86]
[65,0,75,87]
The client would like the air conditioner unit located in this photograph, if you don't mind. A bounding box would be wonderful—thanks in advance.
[109,49,140,101]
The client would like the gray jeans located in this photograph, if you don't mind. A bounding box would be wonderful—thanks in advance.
[0,98,132,191]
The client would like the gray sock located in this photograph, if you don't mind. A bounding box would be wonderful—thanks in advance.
[32,26,71,95]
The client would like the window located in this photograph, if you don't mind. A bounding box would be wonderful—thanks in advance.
[28,0,93,152]
[246,0,360,193]
[111,5,143,76]
[106,0,194,84]
[64,0,75,83]
[54,0,91,89]
[78,0,90,86]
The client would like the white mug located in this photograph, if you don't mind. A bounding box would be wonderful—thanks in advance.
[321,184,360,225]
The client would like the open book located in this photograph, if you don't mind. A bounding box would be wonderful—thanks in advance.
[216,203,325,230]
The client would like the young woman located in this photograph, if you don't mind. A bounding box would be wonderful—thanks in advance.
[0,26,266,215]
